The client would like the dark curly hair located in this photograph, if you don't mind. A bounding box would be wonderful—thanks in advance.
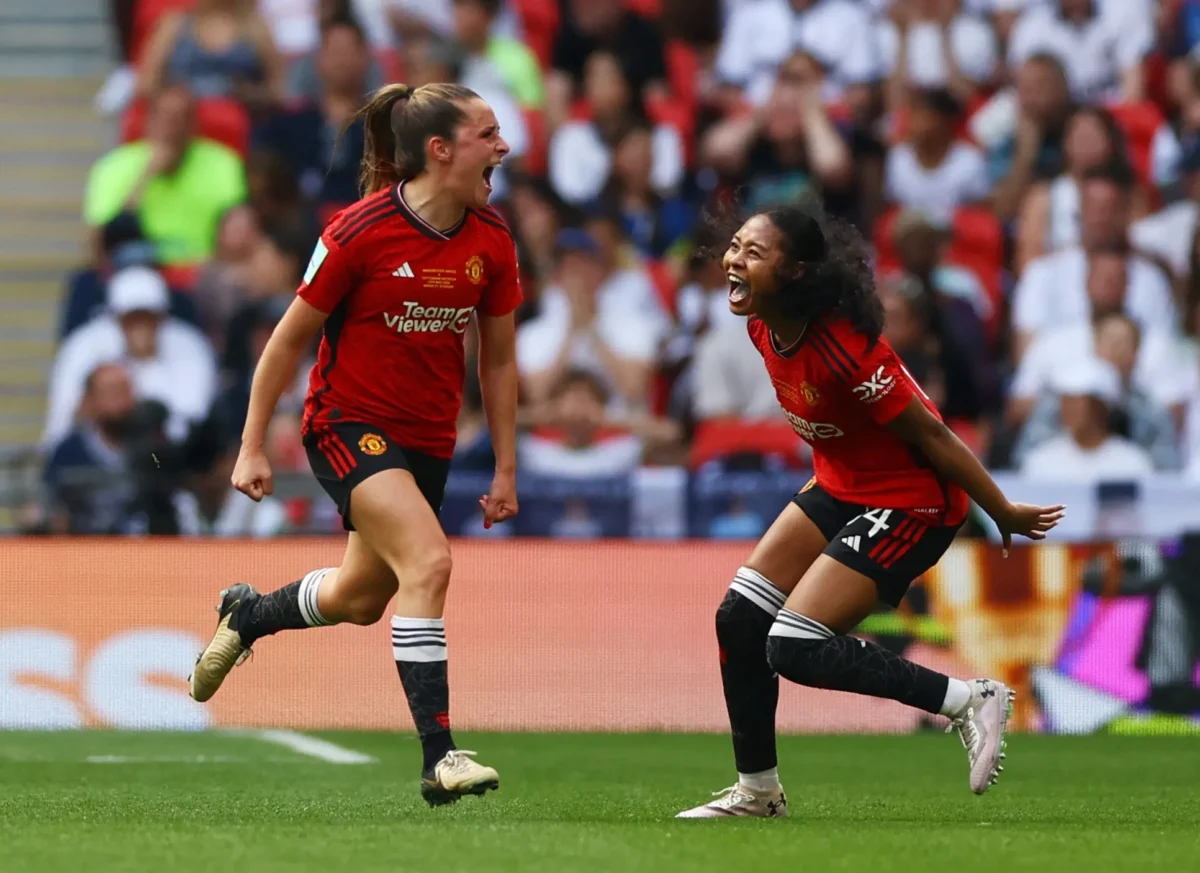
[705,196,884,343]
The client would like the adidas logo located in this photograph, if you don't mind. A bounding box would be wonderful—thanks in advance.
[841,535,861,552]
[392,262,415,278]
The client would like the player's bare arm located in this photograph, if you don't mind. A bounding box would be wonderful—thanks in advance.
[232,297,329,501]
[885,396,1065,552]
[477,311,519,527]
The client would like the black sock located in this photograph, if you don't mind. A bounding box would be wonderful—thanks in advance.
[235,569,333,646]
[718,569,786,774]
[391,617,455,772]
[766,609,949,714]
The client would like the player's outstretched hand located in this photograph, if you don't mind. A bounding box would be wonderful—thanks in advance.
[232,446,274,503]
[479,469,518,529]
[996,502,1066,557]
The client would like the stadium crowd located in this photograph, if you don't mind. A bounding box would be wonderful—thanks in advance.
[26,0,1200,536]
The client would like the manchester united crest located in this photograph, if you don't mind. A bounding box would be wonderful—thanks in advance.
[358,433,387,456]
[465,255,485,284]
[799,381,820,406]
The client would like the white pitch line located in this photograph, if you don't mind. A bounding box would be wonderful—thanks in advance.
[247,729,376,764]
[88,755,245,764]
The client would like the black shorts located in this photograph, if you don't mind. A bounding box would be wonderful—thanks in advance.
[792,481,962,608]
[304,422,451,531]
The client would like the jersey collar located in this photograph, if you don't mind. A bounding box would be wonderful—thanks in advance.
[392,182,467,241]
[768,320,809,359]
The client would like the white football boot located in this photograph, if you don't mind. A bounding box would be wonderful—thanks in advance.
[948,678,1014,795]
[676,783,788,819]
[189,584,257,702]
[421,750,500,806]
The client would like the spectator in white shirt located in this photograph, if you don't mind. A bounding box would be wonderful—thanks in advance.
[175,430,289,537]
[704,51,852,211]
[520,369,680,478]
[1011,314,1189,471]
[791,0,882,104]
[878,0,998,111]
[662,247,746,419]
[1007,0,1153,102]
[1010,276,1197,425]
[516,228,668,411]
[44,266,218,448]
[1011,165,1176,357]
[691,322,782,423]
[1015,105,1129,273]
[985,53,1074,225]
[1131,138,1200,282]
[548,51,684,206]
[1021,355,1156,480]
[711,0,795,109]
[885,88,990,215]
[717,0,880,107]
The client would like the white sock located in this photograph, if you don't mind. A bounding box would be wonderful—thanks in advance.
[738,767,780,792]
[939,678,973,718]
[391,616,447,662]
[297,568,334,627]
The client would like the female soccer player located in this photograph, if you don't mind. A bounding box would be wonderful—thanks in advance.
[677,204,1064,818]
[189,82,522,806]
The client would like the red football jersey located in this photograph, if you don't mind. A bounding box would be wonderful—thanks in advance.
[298,184,523,458]
[747,316,968,525]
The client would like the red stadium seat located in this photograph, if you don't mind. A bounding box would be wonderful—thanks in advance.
[947,207,1003,309]
[947,418,984,457]
[689,419,805,469]
[645,92,694,160]
[625,0,662,19]
[130,0,194,65]
[510,0,559,69]
[874,206,902,274]
[646,259,678,316]
[160,263,199,291]
[1107,100,1165,188]
[377,48,404,85]
[1144,50,1172,115]
[122,96,251,157]
[665,41,699,113]
[874,206,1005,342]
[520,107,548,176]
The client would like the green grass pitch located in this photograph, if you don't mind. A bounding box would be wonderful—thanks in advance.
[1,731,1197,872]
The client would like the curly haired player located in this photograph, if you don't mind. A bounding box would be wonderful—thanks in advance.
[189,82,521,806]
[678,203,1064,818]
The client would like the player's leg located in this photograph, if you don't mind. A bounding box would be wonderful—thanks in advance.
[347,461,498,806]
[764,514,1012,794]
[188,531,396,702]
[677,490,836,819]
[189,427,400,702]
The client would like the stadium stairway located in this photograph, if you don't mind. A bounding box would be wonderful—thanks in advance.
[0,0,114,527]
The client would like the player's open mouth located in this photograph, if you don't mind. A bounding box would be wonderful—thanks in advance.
[482,165,495,191]
[728,274,750,305]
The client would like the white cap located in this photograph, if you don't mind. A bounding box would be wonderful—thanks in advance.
[1050,356,1123,405]
[107,266,169,315]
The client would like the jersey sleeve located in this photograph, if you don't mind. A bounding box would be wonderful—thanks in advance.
[477,235,524,318]
[831,327,918,425]
[296,231,356,313]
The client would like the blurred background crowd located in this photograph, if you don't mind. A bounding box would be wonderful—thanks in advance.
[13,0,1200,538]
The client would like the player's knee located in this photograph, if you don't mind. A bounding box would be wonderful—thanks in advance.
[764,632,823,684]
[717,569,784,645]
[405,543,453,596]
[715,588,738,631]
